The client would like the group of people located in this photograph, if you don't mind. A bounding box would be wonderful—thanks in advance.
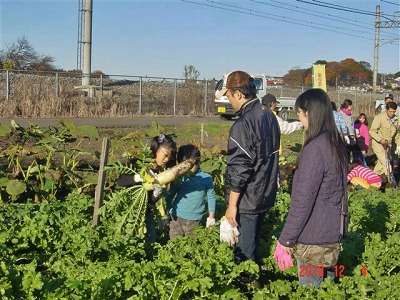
[215,71,347,288]
[332,93,400,189]
[120,70,399,289]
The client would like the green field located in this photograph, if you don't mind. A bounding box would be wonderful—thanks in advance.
[0,120,399,299]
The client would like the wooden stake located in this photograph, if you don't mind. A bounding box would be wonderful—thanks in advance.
[92,137,110,227]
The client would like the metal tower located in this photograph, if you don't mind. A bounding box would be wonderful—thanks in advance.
[373,5,400,92]
[77,0,93,86]
[77,0,83,71]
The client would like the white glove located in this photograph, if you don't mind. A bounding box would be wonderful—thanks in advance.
[152,184,164,199]
[220,218,240,246]
[344,136,350,144]
[396,145,400,155]
[206,217,216,228]
[232,226,240,245]
[134,174,143,183]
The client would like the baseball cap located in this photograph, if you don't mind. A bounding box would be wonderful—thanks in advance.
[385,93,394,100]
[215,71,253,99]
[261,93,280,106]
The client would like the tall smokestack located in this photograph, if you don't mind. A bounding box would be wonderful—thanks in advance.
[82,0,93,86]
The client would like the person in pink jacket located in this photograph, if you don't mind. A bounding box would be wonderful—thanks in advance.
[354,113,370,152]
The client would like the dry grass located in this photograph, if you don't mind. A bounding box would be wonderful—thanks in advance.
[0,72,217,118]
[0,71,391,118]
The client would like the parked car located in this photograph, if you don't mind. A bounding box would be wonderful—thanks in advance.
[274,97,296,121]
[213,74,267,120]
[214,73,296,120]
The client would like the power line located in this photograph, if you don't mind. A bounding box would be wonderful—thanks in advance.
[198,0,374,39]
[312,0,380,15]
[296,0,393,20]
[251,0,396,39]
[296,0,375,16]
[269,0,371,26]
[181,0,399,43]
[380,0,400,7]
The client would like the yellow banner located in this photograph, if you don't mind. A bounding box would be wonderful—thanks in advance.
[312,64,327,91]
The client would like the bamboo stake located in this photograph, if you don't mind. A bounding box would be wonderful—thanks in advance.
[92,137,110,226]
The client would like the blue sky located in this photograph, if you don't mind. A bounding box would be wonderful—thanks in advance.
[1,0,399,79]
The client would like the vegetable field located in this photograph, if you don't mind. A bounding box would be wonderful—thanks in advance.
[0,121,399,299]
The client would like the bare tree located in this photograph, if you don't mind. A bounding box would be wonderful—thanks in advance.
[182,65,200,81]
[0,36,55,70]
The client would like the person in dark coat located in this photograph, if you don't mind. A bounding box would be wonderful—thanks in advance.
[216,70,280,283]
[277,89,348,288]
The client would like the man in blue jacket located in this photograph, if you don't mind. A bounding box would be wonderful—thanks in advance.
[216,70,280,271]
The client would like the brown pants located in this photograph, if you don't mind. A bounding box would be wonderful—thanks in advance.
[169,216,201,240]
[372,143,396,177]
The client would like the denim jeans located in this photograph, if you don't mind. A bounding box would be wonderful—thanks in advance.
[234,213,265,265]
[297,260,335,288]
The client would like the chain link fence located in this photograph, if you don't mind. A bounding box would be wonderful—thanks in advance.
[0,69,396,118]
[0,70,218,118]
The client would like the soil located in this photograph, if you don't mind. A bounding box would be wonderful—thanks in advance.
[0,126,230,171]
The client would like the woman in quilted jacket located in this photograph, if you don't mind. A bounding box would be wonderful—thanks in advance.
[277,88,349,288]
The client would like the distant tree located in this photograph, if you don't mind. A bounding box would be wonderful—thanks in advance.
[325,61,342,87]
[0,36,55,70]
[304,73,312,86]
[394,71,400,78]
[359,61,372,70]
[282,58,374,86]
[182,65,200,80]
[314,60,327,65]
[283,68,308,86]
[353,71,370,83]
[340,58,371,86]
[92,69,109,79]
[30,56,56,71]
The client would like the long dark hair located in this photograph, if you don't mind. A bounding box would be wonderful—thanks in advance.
[295,89,347,175]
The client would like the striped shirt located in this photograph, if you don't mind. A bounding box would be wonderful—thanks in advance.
[347,165,382,184]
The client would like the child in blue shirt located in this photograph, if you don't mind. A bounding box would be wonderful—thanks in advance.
[166,144,216,240]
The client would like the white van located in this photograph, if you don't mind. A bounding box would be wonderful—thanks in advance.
[214,74,267,120]
[213,73,296,120]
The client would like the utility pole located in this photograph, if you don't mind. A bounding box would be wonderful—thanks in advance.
[82,0,93,86]
[77,0,83,71]
[373,5,380,93]
[373,5,400,93]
